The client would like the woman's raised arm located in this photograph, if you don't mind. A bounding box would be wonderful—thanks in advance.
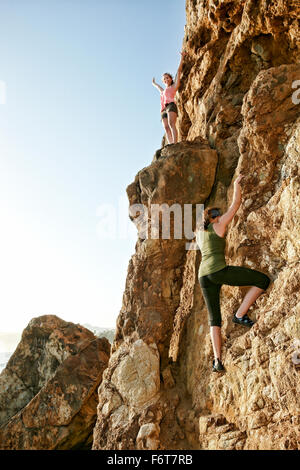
[174,51,186,92]
[215,175,244,236]
[152,77,164,93]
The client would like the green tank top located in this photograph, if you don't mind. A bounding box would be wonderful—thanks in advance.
[196,223,226,277]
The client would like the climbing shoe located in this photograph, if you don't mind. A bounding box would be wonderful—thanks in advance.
[232,313,254,327]
[212,358,225,372]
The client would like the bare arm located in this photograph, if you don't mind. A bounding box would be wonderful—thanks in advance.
[174,51,186,92]
[152,77,164,93]
[214,175,244,236]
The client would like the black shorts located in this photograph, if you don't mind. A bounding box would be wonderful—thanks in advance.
[161,102,178,120]
[199,266,270,327]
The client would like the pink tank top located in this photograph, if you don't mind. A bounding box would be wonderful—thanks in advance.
[160,85,176,111]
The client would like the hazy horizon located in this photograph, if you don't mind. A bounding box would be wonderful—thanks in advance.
[0,320,116,354]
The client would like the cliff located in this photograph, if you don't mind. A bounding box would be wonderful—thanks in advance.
[0,315,110,450]
[92,0,300,450]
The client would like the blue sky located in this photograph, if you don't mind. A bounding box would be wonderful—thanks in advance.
[0,1,186,332]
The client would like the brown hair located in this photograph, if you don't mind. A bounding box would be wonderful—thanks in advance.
[162,73,174,85]
[203,207,221,230]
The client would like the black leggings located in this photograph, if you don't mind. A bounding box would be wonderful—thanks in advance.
[199,266,270,327]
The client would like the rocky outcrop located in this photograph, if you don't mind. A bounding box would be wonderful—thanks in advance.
[92,141,217,450]
[0,315,110,450]
[178,0,300,204]
[181,66,300,450]
[92,0,300,451]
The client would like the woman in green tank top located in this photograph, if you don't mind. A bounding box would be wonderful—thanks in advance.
[195,175,270,373]
[197,222,226,277]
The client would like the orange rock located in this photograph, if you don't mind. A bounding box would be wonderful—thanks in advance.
[0,315,110,450]
[93,0,299,451]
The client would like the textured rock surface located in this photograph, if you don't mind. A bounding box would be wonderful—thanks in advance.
[93,141,218,450]
[92,0,300,451]
[0,315,110,450]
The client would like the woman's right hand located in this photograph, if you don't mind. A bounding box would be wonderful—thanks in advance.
[217,174,243,230]
[152,77,156,85]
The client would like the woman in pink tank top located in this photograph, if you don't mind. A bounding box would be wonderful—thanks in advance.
[152,51,185,145]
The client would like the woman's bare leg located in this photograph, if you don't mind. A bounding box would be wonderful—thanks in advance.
[162,117,172,144]
[167,111,178,143]
[235,286,264,318]
[210,326,222,360]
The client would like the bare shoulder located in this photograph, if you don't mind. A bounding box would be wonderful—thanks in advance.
[212,222,226,238]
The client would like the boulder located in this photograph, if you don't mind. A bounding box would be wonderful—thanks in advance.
[0,315,110,450]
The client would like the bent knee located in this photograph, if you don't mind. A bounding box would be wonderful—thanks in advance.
[262,275,271,290]
[258,274,271,291]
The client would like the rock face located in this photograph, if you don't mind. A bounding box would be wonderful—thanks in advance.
[0,315,110,450]
[93,141,217,450]
[92,0,300,451]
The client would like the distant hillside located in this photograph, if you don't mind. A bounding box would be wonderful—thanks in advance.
[83,324,115,344]
[0,326,115,374]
